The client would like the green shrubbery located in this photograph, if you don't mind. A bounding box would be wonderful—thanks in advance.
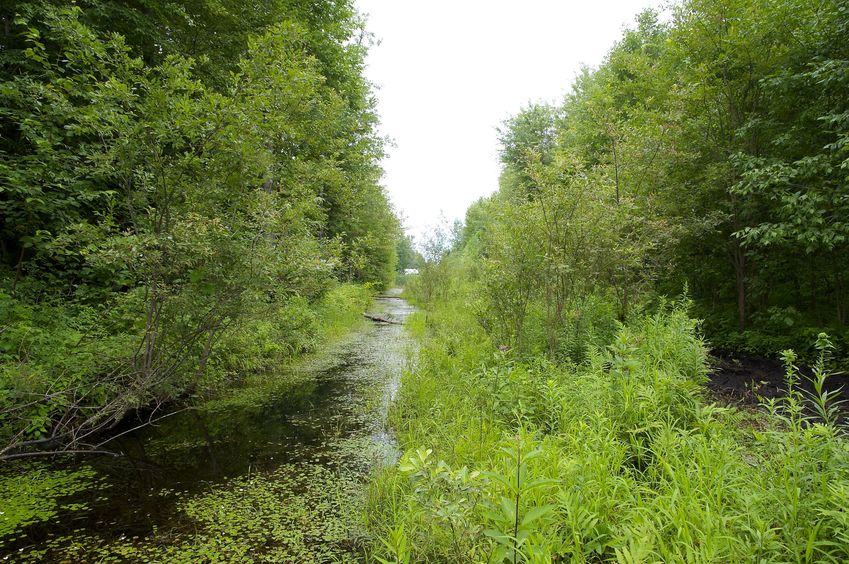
[0,282,373,458]
[453,0,849,366]
[198,283,373,387]
[702,305,849,368]
[368,297,849,562]
[0,1,399,457]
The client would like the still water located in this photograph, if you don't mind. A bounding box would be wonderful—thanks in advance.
[1,292,415,562]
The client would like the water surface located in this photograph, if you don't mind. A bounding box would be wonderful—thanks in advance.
[1,292,415,562]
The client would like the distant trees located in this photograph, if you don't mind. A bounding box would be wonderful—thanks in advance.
[395,233,422,274]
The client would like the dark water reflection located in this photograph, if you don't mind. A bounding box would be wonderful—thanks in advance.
[3,292,415,560]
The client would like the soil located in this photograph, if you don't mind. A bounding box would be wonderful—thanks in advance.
[707,349,849,417]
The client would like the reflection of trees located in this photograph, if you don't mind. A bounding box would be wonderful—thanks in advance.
[193,411,219,477]
[120,376,324,479]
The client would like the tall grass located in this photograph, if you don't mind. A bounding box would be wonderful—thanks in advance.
[366,300,849,562]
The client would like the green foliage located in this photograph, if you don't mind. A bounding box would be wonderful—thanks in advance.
[0,1,400,456]
[368,292,849,562]
[454,0,849,364]
[394,233,422,285]
[204,283,372,386]
[0,463,103,540]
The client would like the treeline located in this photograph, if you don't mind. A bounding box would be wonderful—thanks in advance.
[0,1,398,458]
[443,0,849,363]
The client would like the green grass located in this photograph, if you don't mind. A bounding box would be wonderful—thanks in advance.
[366,300,849,563]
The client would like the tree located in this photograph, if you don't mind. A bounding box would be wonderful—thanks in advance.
[0,1,400,458]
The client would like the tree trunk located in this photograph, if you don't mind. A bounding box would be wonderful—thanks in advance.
[732,243,746,332]
[11,246,25,293]
[611,134,621,205]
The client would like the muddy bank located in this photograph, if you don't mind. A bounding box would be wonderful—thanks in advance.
[707,349,849,414]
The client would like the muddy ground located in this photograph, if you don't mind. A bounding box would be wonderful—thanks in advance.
[707,349,849,417]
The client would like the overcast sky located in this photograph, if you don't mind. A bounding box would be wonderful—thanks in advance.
[356,0,660,241]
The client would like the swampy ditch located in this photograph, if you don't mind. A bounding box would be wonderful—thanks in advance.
[0,292,415,562]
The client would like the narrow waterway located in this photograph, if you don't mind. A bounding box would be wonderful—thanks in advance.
[2,292,415,562]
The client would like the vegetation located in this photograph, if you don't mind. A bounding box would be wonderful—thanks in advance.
[457,0,849,364]
[367,0,849,561]
[0,1,399,458]
[395,233,423,275]
[369,258,849,562]
[3,0,849,561]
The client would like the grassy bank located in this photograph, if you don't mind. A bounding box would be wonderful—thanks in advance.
[366,294,849,562]
[208,282,375,389]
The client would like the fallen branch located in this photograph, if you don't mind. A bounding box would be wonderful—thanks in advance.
[0,449,120,461]
[363,313,403,325]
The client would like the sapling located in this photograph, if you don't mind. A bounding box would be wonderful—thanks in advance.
[802,333,846,428]
[482,432,556,563]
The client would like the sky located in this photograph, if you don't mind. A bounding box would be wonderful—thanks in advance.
[355,0,661,241]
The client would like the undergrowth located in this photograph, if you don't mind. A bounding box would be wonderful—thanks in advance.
[366,299,849,562]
